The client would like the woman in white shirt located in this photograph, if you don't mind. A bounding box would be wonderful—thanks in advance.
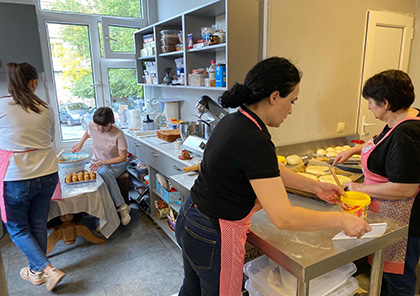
[0,62,65,291]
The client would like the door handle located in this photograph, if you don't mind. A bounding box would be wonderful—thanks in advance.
[362,116,376,137]
[173,165,183,172]
[151,152,159,158]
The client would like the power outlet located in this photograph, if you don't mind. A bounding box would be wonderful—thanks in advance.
[337,122,345,133]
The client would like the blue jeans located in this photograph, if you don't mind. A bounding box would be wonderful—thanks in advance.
[96,161,128,207]
[4,172,58,272]
[381,236,420,296]
[175,196,221,296]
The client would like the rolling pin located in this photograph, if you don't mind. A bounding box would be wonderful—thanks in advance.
[184,164,200,173]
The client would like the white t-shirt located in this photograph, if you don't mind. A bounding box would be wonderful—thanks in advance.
[0,96,58,181]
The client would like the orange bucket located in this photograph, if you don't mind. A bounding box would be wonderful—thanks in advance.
[340,191,371,220]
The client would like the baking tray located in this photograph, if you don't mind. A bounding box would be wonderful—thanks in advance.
[65,179,97,186]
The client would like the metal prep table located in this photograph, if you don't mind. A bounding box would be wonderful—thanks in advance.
[247,193,408,296]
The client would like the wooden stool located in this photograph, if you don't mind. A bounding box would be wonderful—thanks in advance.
[117,171,129,204]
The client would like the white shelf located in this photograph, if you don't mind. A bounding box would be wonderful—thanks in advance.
[188,43,226,53]
[159,51,183,57]
[138,56,155,60]
[152,217,179,247]
[152,189,181,213]
[139,83,227,91]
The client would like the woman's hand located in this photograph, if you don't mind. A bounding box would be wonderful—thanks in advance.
[72,142,83,153]
[343,181,364,192]
[314,182,343,204]
[333,150,354,165]
[90,161,104,171]
[340,212,372,238]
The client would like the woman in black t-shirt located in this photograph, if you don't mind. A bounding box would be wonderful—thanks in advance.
[334,70,420,296]
[175,57,371,296]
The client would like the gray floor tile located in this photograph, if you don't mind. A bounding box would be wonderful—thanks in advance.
[2,208,184,296]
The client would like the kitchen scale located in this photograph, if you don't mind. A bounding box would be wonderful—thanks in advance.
[182,135,207,157]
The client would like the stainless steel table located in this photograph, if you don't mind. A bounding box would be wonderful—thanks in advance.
[247,193,408,296]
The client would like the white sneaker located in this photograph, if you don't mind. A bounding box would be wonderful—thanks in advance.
[118,204,131,225]
[20,266,45,285]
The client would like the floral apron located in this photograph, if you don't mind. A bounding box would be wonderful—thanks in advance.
[218,107,264,296]
[361,117,420,274]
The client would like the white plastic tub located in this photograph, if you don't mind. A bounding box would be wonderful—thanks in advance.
[243,255,357,296]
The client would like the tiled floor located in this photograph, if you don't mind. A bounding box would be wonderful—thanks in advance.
[0,205,184,296]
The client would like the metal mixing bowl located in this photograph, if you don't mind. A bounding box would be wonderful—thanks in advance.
[179,121,205,140]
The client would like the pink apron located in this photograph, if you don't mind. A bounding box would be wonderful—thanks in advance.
[361,117,420,274]
[0,149,62,223]
[218,107,264,296]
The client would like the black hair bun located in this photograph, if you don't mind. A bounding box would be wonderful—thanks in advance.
[219,83,252,108]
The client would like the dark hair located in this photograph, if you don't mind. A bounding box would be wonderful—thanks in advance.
[362,70,414,112]
[6,62,48,114]
[93,107,115,126]
[219,57,301,108]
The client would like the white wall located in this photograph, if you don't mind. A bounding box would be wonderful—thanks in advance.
[409,0,420,109]
[155,0,210,21]
[267,0,416,147]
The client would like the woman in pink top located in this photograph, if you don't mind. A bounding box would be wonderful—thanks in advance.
[72,107,131,225]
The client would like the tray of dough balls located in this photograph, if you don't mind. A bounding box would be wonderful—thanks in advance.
[64,170,97,185]
[282,147,363,200]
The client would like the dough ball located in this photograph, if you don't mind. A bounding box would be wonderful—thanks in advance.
[297,172,319,181]
[343,145,351,150]
[326,147,335,152]
[326,151,337,157]
[319,175,352,185]
[334,146,343,152]
[305,166,330,176]
[316,149,327,156]
[286,154,303,166]
[350,154,361,159]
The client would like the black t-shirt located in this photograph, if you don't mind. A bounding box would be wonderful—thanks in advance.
[368,109,420,237]
[191,106,280,221]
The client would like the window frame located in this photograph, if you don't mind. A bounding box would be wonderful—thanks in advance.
[36,1,148,150]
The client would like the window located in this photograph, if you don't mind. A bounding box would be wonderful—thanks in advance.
[38,1,147,147]
[39,0,143,18]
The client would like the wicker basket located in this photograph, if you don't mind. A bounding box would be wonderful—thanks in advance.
[156,129,181,142]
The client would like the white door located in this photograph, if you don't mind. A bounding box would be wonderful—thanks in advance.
[358,11,414,141]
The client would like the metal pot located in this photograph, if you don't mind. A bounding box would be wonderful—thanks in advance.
[179,121,205,140]
[199,120,216,139]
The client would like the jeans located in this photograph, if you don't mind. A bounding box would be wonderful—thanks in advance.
[96,161,128,208]
[175,196,221,296]
[381,236,420,296]
[4,172,58,272]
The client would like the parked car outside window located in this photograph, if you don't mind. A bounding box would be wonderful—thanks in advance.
[58,102,91,126]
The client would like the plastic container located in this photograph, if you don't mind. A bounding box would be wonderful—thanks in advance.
[340,191,371,220]
[160,29,181,37]
[245,280,264,296]
[155,180,182,203]
[57,153,90,174]
[143,34,154,43]
[215,64,226,87]
[208,60,216,87]
[243,255,357,296]
[161,45,176,53]
[161,37,179,46]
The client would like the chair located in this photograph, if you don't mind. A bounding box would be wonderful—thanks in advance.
[117,171,129,204]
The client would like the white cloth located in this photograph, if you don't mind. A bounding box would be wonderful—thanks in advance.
[0,96,58,181]
[48,174,120,238]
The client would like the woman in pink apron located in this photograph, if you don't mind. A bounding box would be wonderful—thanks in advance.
[334,70,420,296]
[0,63,65,291]
[175,57,371,296]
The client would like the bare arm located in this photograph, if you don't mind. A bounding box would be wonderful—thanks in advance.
[346,181,419,200]
[333,145,363,165]
[250,177,371,237]
[90,149,127,171]
[72,130,90,152]
[278,164,343,204]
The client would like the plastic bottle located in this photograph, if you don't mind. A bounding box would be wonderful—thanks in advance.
[209,60,216,87]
